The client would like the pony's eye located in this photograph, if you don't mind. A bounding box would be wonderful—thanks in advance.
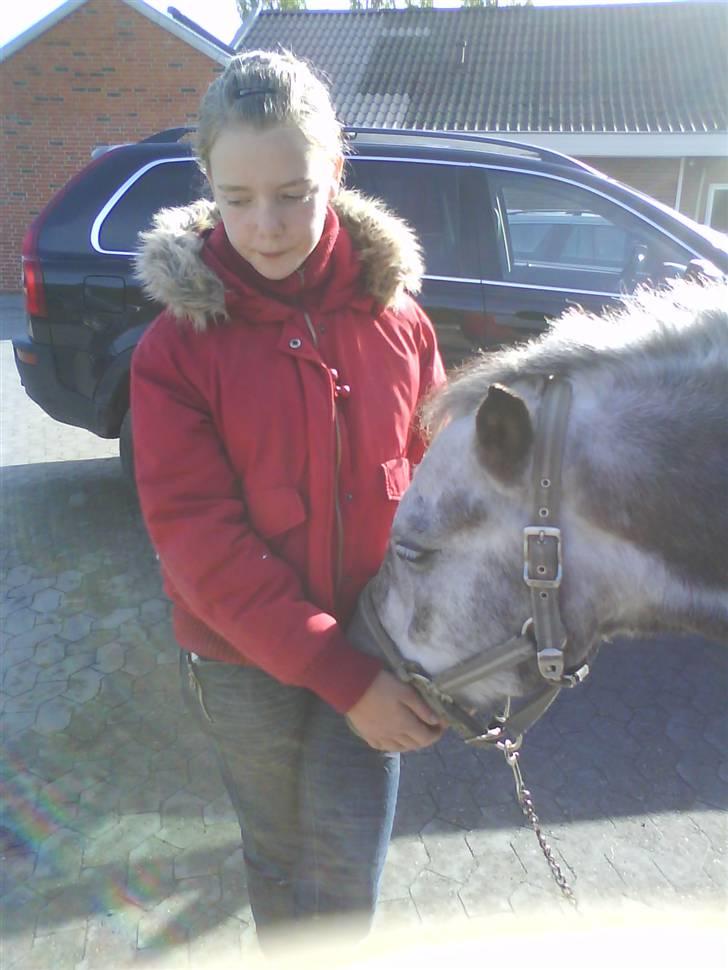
[394,542,436,568]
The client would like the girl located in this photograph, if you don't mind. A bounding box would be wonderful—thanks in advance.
[131,50,446,950]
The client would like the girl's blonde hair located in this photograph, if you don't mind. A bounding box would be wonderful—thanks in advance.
[196,50,343,174]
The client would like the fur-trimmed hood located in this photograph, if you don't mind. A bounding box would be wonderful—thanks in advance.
[134,188,424,331]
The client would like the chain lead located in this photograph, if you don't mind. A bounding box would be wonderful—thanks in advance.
[501,739,578,908]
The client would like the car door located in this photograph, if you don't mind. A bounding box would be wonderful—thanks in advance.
[345,156,488,368]
[471,167,697,347]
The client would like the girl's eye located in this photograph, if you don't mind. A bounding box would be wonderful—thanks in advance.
[394,542,436,568]
[225,199,249,208]
[282,193,311,203]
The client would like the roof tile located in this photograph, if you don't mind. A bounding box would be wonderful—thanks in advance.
[239,3,727,133]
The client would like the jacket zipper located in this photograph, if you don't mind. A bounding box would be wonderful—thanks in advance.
[303,310,344,597]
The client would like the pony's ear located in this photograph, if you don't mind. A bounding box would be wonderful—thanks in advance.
[475,384,533,483]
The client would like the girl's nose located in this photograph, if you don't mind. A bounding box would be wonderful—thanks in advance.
[255,202,284,235]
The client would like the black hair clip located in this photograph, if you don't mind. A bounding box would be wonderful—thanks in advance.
[236,88,276,99]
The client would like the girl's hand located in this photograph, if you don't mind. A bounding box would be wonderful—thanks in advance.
[346,670,446,751]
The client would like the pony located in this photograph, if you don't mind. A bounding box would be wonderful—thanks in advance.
[351,279,728,731]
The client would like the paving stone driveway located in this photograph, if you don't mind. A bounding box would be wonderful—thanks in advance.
[1,295,726,968]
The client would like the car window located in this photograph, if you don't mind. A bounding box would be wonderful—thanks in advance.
[487,171,694,293]
[98,159,206,253]
[346,159,479,279]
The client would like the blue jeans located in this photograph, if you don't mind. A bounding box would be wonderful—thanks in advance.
[179,651,400,950]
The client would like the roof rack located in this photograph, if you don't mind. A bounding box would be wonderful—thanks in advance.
[140,127,196,144]
[136,125,592,174]
[345,127,590,172]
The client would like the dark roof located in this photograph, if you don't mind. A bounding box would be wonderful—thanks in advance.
[238,2,728,133]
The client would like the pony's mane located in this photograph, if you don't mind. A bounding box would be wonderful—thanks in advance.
[423,279,728,433]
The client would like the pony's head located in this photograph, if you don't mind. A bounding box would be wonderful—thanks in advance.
[366,280,728,715]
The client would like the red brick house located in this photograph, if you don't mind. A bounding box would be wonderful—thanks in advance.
[0,0,229,291]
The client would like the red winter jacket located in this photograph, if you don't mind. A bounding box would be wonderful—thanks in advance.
[131,190,445,713]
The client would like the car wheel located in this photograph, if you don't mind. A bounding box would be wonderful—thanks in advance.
[119,409,135,487]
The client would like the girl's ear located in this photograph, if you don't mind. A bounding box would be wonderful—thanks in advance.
[329,154,344,201]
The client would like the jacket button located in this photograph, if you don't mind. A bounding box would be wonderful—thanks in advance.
[289,338,302,350]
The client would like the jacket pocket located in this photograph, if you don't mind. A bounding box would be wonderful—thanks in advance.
[381,457,412,501]
[246,486,307,539]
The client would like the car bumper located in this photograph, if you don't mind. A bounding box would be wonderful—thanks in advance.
[12,337,113,437]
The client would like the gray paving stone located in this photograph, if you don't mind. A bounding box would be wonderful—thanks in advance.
[32,637,67,669]
[83,813,161,868]
[96,607,140,631]
[63,668,103,705]
[4,607,38,635]
[36,651,95,683]
[1,709,38,736]
[458,861,521,917]
[187,913,247,968]
[23,926,88,970]
[420,820,476,884]
[374,895,422,932]
[33,827,85,894]
[2,659,41,696]
[140,599,170,622]
[55,570,84,593]
[218,847,251,922]
[5,622,62,656]
[35,696,78,734]
[58,613,94,643]
[431,779,485,830]
[93,640,127,673]
[121,647,159,679]
[379,837,428,902]
[127,836,180,912]
[4,565,35,589]
[117,773,185,816]
[4,679,66,714]
[160,789,207,825]
[0,846,37,895]
[410,868,467,922]
[156,816,208,852]
[77,910,142,970]
[202,794,237,827]
[31,587,65,613]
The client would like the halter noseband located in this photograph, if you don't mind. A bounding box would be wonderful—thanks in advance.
[357,375,591,747]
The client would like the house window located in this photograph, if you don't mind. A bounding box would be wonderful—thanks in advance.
[705,184,728,234]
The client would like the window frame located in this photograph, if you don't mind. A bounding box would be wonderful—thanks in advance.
[705,183,728,232]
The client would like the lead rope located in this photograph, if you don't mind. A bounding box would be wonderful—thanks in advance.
[501,739,578,907]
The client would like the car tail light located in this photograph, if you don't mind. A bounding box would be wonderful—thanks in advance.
[21,147,120,321]
[22,219,47,318]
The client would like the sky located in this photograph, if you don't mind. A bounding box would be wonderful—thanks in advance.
[0,0,701,50]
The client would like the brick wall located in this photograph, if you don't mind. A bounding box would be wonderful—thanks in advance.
[584,157,681,209]
[0,0,224,291]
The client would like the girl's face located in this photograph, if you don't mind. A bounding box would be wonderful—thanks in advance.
[208,123,343,281]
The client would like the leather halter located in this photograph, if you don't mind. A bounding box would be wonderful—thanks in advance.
[356,375,591,747]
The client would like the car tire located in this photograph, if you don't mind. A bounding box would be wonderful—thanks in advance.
[119,409,135,488]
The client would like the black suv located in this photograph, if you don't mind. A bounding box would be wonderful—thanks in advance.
[14,127,728,480]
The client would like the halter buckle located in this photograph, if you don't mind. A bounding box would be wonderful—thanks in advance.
[523,526,562,588]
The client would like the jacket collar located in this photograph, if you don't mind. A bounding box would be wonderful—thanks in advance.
[134,188,424,332]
